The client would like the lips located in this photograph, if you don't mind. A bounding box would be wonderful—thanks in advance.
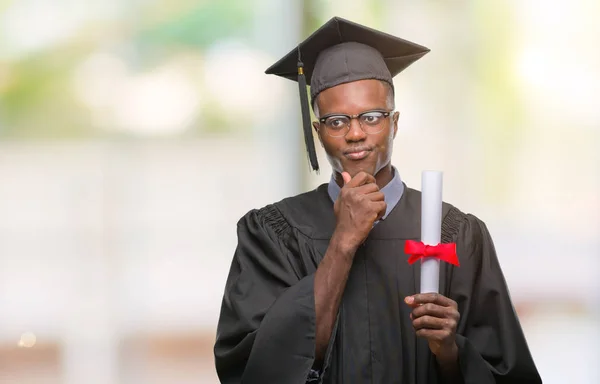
[344,147,373,160]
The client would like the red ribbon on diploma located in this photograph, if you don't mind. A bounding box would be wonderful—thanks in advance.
[405,240,460,266]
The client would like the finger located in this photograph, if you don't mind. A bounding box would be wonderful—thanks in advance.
[415,329,452,342]
[411,303,451,319]
[346,171,376,187]
[365,191,385,202]
[412,315,447,331]
[355,173,376,187]
[354,183,380,195]
[372,201,387,221]
[342,172,351,185]
[405,293,457,308]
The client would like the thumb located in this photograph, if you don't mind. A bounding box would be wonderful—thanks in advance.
[342,172,352,185]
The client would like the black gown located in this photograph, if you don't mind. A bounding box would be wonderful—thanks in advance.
[214,183,542,384]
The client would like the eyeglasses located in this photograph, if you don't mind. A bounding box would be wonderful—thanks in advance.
[318,110,393,137]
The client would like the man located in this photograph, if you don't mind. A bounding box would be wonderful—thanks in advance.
[214,17,541,384]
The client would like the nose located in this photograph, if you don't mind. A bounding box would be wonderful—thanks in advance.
[345,119,366,142]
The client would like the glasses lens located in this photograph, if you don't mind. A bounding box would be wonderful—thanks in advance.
[324,116,350,137]
[360,111,387,134]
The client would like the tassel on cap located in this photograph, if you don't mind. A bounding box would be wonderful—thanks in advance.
[297,47,319,173]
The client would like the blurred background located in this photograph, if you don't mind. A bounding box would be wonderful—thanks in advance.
[0,0,599,383]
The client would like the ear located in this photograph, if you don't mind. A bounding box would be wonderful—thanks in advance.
[392,111,400,138]
[313,121,323,146]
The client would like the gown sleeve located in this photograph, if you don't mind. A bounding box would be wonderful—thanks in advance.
[446,211,542,383]
[214,205,329,384]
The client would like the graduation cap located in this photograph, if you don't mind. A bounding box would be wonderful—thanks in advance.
[265,16,430,172]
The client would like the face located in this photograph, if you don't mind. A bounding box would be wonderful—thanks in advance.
[313,79,399,180]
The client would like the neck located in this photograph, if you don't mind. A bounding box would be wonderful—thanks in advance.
[334,163,394,189]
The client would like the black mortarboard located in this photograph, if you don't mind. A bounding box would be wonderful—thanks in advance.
[265,16,430,173]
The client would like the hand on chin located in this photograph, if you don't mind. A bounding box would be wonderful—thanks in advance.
[342,161,377,178]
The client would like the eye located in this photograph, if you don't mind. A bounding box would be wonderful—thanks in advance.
[325,116,348,129]
[361,112,384,125]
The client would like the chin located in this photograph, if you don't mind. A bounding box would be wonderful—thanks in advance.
[342,162,378,177]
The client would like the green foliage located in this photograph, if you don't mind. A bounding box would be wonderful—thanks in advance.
[135,0,254,50]
[471,2,524,205]
[0,47,93,138]
[0,0,256,139]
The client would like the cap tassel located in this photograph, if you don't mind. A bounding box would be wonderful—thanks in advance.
[297,50,319,173]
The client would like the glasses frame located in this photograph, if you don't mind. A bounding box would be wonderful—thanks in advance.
[318,109,394,137]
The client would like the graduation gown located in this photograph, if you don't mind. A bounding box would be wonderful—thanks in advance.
[214,183,541,384]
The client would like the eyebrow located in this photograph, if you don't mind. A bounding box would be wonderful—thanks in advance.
[320,108,389,118]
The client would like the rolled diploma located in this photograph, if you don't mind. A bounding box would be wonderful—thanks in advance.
[420,171,443,293]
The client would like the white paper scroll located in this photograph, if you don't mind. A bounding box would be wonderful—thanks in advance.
[420,171,443,293]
